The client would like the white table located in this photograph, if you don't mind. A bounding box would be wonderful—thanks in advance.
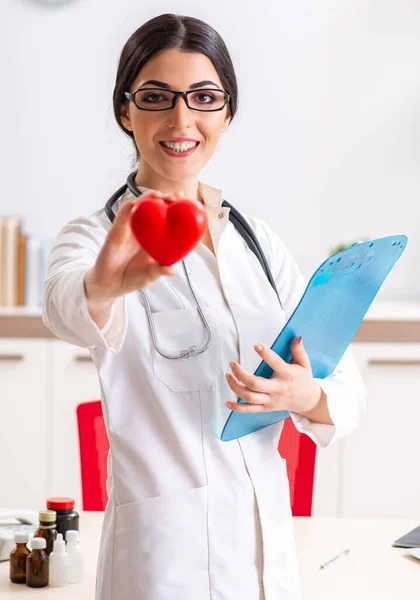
[293,517,420,599]
[1,513,419,598]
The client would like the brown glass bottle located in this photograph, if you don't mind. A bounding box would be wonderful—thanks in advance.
[33,509,57,556]
[26,538,49,588]
[9,533,30,584]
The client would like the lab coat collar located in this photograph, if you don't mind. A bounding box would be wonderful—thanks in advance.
[198,181,224,208]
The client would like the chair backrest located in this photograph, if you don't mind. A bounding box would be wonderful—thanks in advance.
[76,401,110,511]
[278,417,317,516]
[77,400,316,515]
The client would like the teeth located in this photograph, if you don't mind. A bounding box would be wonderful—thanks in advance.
[162,141,197,152]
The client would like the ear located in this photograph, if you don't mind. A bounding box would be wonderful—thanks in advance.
[222,119,231,131]
[222,105,232,131]
[120,102,133,132]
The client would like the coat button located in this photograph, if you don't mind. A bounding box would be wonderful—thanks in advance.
[218,212,224,219]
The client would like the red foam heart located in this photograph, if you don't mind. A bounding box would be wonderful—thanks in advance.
[130,196,208,265]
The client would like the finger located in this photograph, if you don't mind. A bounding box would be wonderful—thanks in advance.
[126,189,165,211]
[144,261,175,278]
[229,361,274,393]
[166,191,183,202]
[225,400,268,413]
[158,197,177,205]
[159,265,176,276]
[109,192,165,247]
[133,190,166,205]
[113,199,137,225]
[254,343,290,377]
[290,336,312,370]
[105,200,138,245]
[225,372,270,405]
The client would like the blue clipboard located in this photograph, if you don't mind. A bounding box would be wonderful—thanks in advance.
[221,234,407,442]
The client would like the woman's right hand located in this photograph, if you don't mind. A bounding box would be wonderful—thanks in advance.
[84,191,177,322]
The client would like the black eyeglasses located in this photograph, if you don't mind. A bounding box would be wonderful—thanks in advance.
[124,87,230,112]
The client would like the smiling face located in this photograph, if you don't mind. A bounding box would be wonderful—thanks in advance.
[120,49,231,187]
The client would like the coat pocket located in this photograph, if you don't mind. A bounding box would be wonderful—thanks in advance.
[112,486,210,599]
[150,305,223,392]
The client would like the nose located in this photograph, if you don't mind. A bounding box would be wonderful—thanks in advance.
[165,95,192,130]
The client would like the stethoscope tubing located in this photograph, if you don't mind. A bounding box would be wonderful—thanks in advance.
[103,173,282,360]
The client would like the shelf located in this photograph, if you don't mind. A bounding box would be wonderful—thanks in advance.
[1,302,420,341]
[0,309,55,338]
[0,306,42,317]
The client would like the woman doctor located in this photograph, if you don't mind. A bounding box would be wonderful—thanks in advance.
[43,13,367,600]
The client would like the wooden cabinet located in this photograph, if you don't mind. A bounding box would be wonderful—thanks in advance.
[49,340,101,511]
[0,337,99,512]
[313,342,420,518]
[339,342,420,518]
[0,339,49,509]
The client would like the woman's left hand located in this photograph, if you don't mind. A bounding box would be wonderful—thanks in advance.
[225,336,322,415]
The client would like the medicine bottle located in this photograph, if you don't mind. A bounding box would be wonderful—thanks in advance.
[9,532,30,584]
[26,537,49,588]
[47,497,79,540]
[49,533,69,587]
[66,529,84,583]
[33,509,57,556]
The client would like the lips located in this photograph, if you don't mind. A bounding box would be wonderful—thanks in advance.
[159,140,200,158]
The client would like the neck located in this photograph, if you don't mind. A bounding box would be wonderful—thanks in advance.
[135,163,202,204]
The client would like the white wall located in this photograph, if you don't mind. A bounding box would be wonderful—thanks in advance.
[3,0,420,299]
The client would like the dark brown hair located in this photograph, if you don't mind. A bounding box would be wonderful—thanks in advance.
[113,13,238,161]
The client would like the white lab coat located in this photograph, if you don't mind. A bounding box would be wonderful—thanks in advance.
[42,181,367,600]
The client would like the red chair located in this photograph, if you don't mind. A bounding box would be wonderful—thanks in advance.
[278,417,316,516]
[77,400,316,515]
[76,401,110,511]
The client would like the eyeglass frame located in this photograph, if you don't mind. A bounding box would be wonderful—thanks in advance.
[124,87,231,113]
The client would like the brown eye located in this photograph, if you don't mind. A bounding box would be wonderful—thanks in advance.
[189,89,226,110]
[192,92,216,104]
[134,90,173,110]
[141,93,165,104]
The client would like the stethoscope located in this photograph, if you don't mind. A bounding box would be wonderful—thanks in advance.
[104,172,282,360]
